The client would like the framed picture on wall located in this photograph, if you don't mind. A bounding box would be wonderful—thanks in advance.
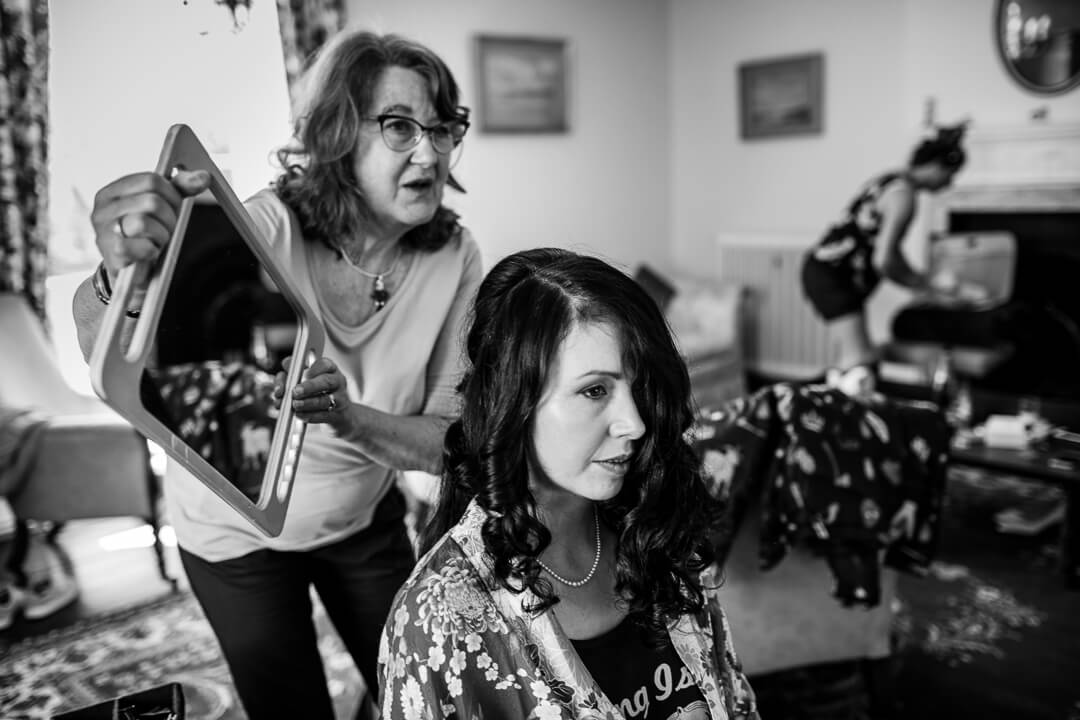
[738,52,824,140]
[475,35,568,133]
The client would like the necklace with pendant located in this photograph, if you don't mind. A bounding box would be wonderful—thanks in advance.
[338,244,401,311]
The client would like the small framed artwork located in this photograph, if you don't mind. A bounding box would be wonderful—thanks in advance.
[738,52,824,140]
[475,35,568,133]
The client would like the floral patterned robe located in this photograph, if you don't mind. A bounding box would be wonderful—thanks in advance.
[378,501,758,720]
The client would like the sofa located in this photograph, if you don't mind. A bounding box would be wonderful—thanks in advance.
[659,271,747,410]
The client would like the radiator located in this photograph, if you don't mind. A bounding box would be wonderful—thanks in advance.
[717,244,829,379]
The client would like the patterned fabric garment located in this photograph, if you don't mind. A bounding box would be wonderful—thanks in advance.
[378,501,759,720]
[808,172,906,297]
[695,383,951,607]
[147,361,278,499]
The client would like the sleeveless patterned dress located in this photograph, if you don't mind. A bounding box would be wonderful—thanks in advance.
[801,172,906,320]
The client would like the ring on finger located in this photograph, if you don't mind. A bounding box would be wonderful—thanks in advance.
[114,216,130,239]
[327,394,338,412]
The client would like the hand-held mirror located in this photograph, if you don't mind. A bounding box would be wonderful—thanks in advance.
[90,124,325,536]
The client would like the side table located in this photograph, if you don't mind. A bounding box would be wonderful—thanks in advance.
[949,441,1080,589]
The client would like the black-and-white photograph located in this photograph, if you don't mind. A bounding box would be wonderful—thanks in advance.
[1,2,1078,719]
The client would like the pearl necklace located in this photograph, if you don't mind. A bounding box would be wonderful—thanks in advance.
[537,505,602,588]
[338,245,401,312]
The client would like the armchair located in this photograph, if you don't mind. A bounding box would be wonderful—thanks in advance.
[0,292,173,587]
[634,266,747,409]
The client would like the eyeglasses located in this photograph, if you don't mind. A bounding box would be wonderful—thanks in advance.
[366,114,470,155]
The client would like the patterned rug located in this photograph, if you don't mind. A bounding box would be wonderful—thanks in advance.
[0,591,364,720]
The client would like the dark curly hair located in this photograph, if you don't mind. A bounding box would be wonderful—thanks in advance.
[910,122,968,170]
[273,30,469,253]
[420,248,725,638]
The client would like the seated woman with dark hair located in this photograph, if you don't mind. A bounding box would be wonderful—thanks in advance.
[378,248,758,719]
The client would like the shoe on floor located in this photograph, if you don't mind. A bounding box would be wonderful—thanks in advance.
[0,583,26,630]
[21,541,79,621]
[23,568,78,620]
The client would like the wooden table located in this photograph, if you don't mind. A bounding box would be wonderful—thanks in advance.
[949,441,1080,589]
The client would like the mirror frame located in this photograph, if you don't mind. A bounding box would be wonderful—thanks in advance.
[90,123,325,537]
[994,0,1080,96]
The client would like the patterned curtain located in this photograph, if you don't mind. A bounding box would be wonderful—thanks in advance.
[275,0,345,109]
[0,0,49,321]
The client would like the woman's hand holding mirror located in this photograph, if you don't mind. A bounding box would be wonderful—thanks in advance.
[87,124,327,537]
[274,356,352,432]
[91,169,212,283]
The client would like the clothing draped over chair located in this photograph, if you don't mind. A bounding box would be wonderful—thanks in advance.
[696,383,951,607]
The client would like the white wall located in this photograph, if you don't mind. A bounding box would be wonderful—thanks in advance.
[670,0,1080,342]
[669,0,910,263]
[904,0,1080,129]
[48,0,293,273]
[347,0,671,274]
[47,0,1080,351]
[47,0,293,393]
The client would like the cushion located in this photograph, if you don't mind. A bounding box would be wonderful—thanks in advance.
[665,275,743,359]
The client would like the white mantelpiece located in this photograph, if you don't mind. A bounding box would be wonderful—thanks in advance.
[928,122,1080,229]
[959,122,1080,188]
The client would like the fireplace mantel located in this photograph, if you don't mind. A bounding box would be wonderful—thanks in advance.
[958,122,1080,188]
[928,121,1080,226]
[946,184,1080,213]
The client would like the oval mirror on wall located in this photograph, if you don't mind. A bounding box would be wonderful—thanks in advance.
[995,0,1080,94]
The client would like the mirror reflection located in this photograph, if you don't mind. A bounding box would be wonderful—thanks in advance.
[996,0,1080,94]
[140,197,297,503]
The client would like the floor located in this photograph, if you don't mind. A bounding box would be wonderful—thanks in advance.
[1,518,186,645]
[893,518,1079,720]
[5,503,1079,720]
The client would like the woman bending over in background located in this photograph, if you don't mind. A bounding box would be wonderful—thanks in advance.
[378,248,758,719]
[801,122,987,399]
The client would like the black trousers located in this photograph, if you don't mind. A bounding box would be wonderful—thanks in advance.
[180,487,414,720]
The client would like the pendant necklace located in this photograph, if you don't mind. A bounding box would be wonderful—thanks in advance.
[537,505,602,588]
[338,244,401,311]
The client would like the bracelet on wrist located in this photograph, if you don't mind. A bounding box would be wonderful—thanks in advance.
[92,262,141,318]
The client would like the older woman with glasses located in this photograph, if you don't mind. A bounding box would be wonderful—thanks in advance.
[72,29,482,720]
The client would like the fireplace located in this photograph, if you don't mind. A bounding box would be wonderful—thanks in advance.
[946,209,1080,400]
[926,122,1080,402]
